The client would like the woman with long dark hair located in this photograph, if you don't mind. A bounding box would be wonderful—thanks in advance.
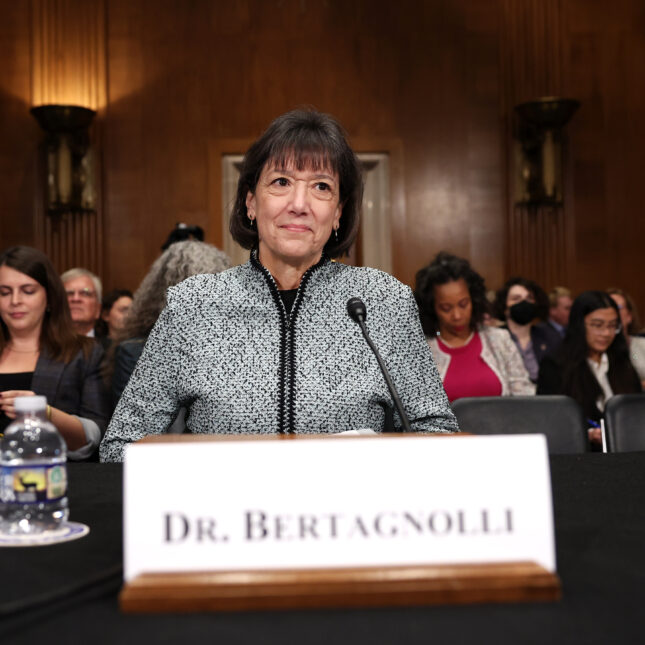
[0,246,110,459]
[537,290,641,446]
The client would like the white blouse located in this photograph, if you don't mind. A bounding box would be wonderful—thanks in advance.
[587,352,613,411]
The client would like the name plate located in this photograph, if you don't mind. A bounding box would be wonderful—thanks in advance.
[123,434,555,582]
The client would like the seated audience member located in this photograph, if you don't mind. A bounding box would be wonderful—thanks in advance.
[100,110,458,463]
[546,286,573,337]
[109,240,231,407]
[0,246,110,459]
[607,288,645,387]
[61,267,102,337]
[494,277,561,382]
[537,291,641,448]
[414,252,534,402]
[96,289,133,350]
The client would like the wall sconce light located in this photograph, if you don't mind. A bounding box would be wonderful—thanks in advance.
[513,97,579,207]
[30,104,97,214]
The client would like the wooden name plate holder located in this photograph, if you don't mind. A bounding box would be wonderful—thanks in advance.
[119,434,561,612]
[120,561,559,613]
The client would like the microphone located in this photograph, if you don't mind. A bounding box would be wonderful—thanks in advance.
[346,297,412,433]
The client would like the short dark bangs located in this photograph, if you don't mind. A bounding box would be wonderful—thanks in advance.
[257,134,345,195]
[230,109,362,256]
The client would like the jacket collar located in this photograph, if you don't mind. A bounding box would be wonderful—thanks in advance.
[249,247,330,284]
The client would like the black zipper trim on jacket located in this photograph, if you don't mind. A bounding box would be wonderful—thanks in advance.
[286,267,315,432]
[250,249,328,433]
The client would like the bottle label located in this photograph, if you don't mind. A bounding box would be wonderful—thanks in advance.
[0,464,67,504]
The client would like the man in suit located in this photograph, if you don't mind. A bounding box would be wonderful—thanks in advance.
[547,286,573,337]
[61,268,102,337]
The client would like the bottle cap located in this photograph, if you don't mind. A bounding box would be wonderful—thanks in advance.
[14,395,48,413]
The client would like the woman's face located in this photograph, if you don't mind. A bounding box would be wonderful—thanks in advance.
[609,294,632,333]
[0,265,48,338]
[584,307,620,356]
[246,160,341,273]
[433,279,472,336]
[506,284,535,311]
[103,296,133,337]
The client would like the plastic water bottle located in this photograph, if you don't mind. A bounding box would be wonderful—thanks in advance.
[0,396,68,534]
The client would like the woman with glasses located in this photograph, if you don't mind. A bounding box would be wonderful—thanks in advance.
[100,110,458,462]
[0,246,110,459]
[537,291,641,448]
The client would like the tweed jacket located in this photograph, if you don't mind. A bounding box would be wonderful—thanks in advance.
[426,326,535,397]
[100,255,458,462]
[112,336,187,434]
[31,343,111,460]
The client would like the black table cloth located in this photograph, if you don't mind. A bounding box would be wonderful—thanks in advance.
[2,453,645,644]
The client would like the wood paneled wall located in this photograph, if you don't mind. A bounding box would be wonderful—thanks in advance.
[31,0,107,276]
[102,0,507,292]
[30,0,107,110]
[1,0,644,314]
[0,0,106,274]
[0,2,39,249]
[564,0,645,312]
[500,0,572,288]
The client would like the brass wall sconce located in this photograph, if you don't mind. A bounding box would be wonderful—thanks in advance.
[30,104,97,214]
[513,97,579,207]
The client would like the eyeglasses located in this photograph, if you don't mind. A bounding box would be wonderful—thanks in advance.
[66,288,97,300]
[585,320,622,335]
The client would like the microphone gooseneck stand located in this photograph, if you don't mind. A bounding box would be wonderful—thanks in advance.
[346,297,412,433]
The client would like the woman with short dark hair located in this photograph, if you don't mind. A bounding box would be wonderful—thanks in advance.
[414,252,533,402]
[229,109,362,259]
[537,290,641,447]
[494,277,561,382]
[101,109,457,462]
[0,246,109,459]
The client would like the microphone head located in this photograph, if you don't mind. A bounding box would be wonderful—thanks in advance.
[347,297,367,323]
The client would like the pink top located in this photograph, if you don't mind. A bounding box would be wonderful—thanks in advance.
[437,332,503,402]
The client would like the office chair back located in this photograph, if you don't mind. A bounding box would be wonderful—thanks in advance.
[604,394,645,453]
[451,395,588,454]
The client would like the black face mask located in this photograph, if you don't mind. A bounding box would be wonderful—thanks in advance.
[509,300,538,326]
